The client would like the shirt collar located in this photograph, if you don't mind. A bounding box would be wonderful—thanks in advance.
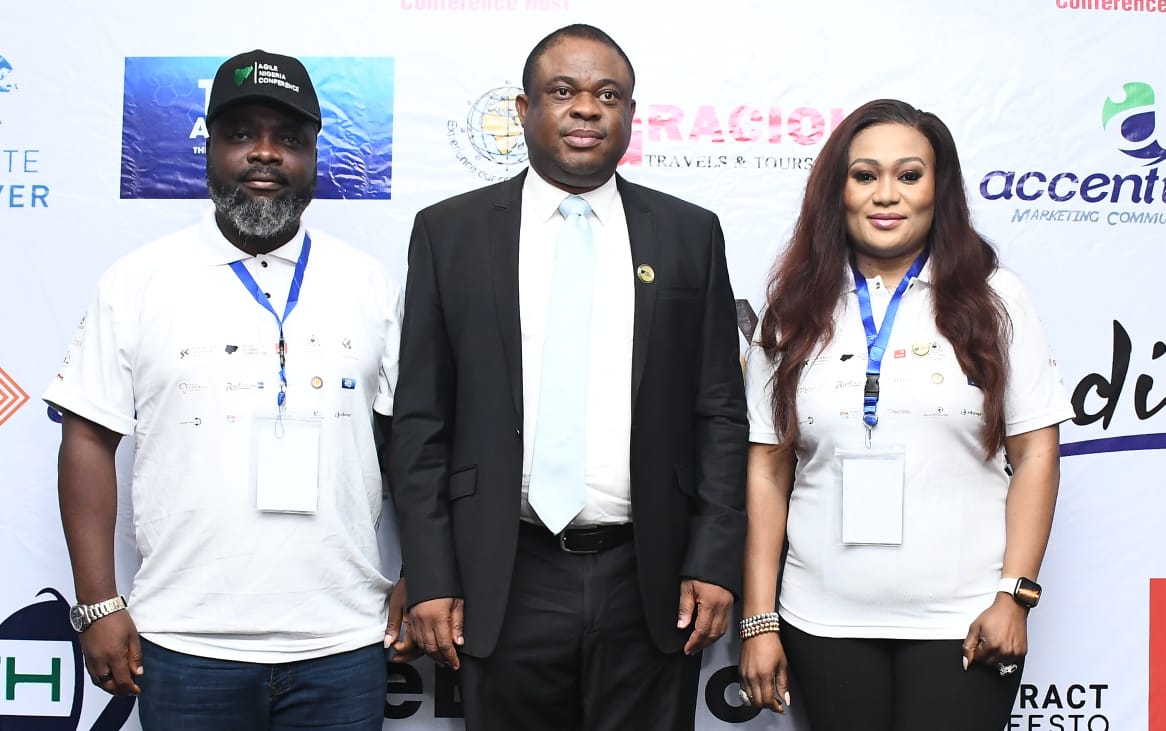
[845,255,933,293]
[523,168,620,226]
[194,207,309,266]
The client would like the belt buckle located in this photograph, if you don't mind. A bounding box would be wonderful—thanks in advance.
[558,531,598,555]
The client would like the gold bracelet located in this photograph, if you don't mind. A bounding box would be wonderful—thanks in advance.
[739,611,781,640]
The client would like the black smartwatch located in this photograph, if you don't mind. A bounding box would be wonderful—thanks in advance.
[998,577,1041,609]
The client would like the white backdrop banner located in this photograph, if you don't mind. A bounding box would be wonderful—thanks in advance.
[2,1,1164,729]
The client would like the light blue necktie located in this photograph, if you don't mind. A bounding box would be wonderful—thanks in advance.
[528,195,595,534]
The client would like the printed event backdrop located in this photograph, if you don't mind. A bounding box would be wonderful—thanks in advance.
[1,0,1164,728]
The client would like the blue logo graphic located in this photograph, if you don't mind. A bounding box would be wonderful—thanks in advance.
[1102,82,1166,166]
[0,55,16,94]
[0,589,134,729]
[0,54,18,128]
[120,57,394,199]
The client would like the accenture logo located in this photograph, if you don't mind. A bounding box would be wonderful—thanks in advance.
[980,81,1166,226]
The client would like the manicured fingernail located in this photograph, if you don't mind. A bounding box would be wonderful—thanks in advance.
[962,656,969,671]
[784,691,792,706]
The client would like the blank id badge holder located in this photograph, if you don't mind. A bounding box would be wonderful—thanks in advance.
[835,445,906,545]
[253,416,321,514]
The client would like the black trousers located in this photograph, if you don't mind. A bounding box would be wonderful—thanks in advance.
[781,620,1024,731]
[458,523,702,731]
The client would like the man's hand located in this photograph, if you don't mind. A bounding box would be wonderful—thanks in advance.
[385,578,423,662]
[407,597,465,670]
[677,578,734,655]
[80,610,142,697]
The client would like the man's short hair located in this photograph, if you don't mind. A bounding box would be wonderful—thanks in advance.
[521,24,635,97]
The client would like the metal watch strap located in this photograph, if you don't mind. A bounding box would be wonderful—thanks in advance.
[85,595,127,622]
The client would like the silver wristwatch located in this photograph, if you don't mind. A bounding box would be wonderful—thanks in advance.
[69,595,127,633]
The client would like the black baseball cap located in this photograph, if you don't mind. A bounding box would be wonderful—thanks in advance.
[206,49,321,130]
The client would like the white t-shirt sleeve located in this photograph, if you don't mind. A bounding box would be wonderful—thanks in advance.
[745,337,780,445]
[43,269,137,436]
[994,269,1076,436]
[372,272,402,417]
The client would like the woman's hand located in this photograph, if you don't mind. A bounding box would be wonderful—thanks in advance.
[962,592,1029,670]
[738,632,792,713]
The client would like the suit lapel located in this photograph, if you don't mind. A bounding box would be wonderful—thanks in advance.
[618,176,657,409]
[491,172,526,421]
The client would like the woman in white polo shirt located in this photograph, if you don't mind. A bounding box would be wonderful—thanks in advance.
[737,99,1073,730]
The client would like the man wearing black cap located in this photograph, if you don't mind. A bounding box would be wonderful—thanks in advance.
[45,50,409,730]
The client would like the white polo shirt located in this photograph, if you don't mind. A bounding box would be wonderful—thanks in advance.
[745,263,1073,639]
[45,210,400,662]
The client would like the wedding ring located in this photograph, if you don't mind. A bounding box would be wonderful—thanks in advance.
[998,662,1019,676]
[737,688,753,706]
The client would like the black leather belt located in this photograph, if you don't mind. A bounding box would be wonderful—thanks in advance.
[520,521,634,554]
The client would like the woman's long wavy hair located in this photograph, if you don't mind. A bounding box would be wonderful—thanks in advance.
[758,99,1009,458]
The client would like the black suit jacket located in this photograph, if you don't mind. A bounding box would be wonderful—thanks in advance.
[390,171,747,656]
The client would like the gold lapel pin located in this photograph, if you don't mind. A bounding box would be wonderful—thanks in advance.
[636,264,655,284]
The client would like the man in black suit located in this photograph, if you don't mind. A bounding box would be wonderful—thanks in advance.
[391,24,747,731]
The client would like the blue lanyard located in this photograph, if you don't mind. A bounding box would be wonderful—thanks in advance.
[851,253,927,439]
[228,233,312,409]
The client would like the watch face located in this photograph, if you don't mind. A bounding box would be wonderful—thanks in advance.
[1016,578,1042,608]
[69,605,88,633]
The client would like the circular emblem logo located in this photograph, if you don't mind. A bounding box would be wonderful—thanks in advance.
[466,86,527,166]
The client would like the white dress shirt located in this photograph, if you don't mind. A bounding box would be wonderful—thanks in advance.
[518,170,635,526]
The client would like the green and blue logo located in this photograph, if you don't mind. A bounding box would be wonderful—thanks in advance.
[979,81,1166,210]
[1102,82,1166,167]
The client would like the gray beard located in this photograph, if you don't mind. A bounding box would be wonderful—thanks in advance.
[207,178,312,242]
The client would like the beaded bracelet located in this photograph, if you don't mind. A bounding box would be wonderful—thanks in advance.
[739,611,781,640]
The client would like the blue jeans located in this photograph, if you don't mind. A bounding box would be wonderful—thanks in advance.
[137,638,387,731]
